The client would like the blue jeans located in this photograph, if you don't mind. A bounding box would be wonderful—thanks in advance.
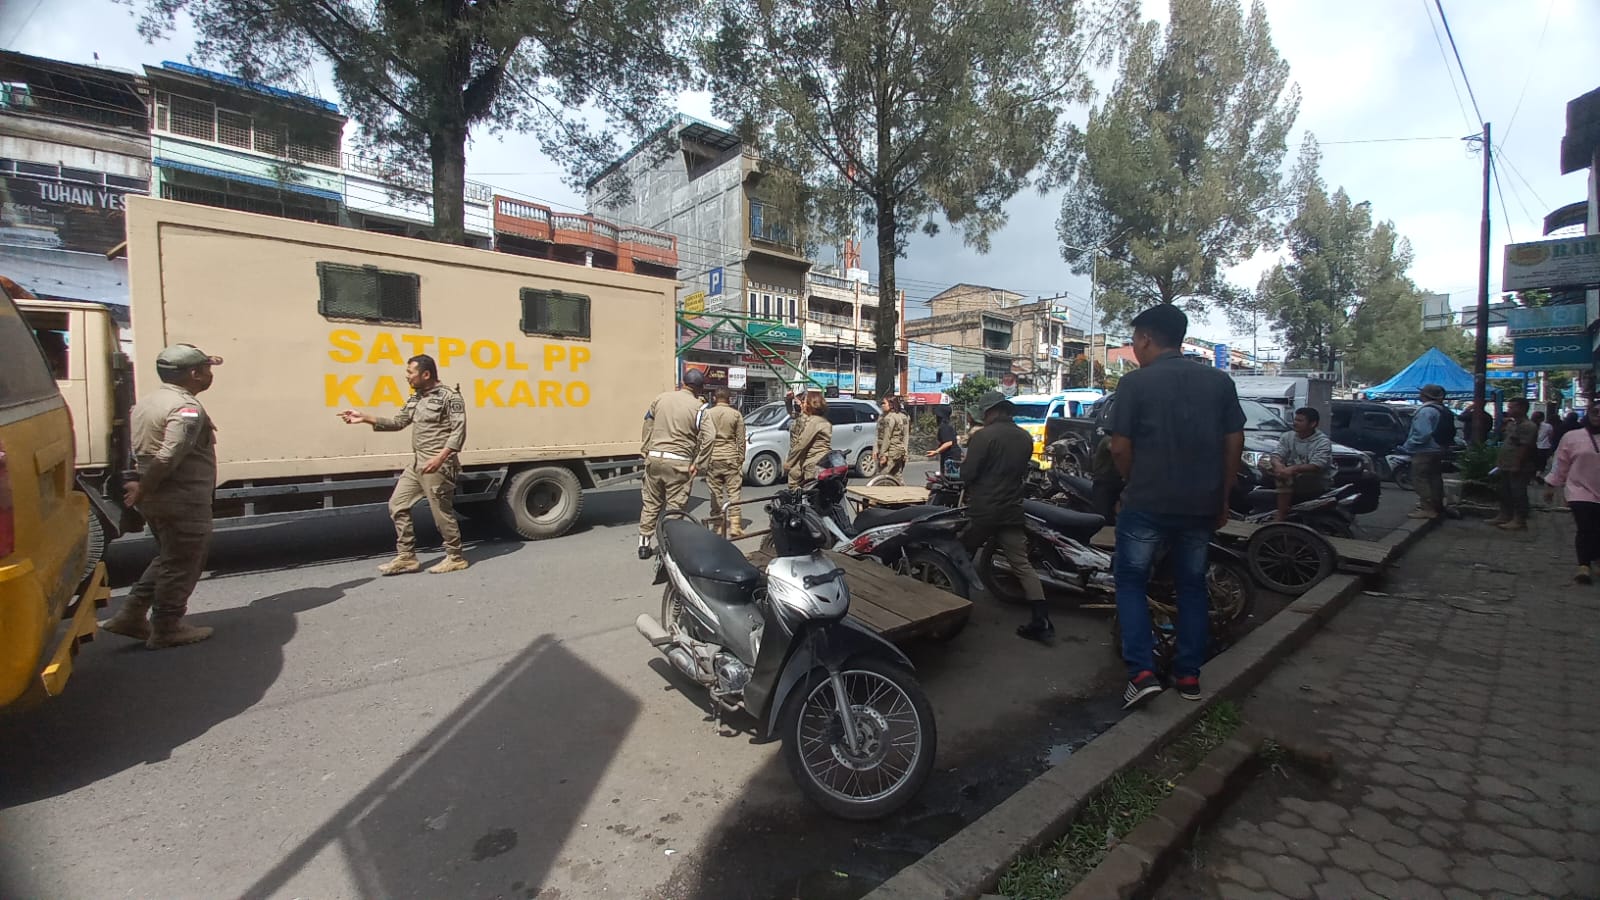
[1114,509,1215,681]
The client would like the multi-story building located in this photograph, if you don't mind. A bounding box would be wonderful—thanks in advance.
[905,283,1087,391]
[803,266,897,395]
[0,50,150,305]
[586,115,810,401]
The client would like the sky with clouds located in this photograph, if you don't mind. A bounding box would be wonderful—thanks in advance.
[6,0,1596,357]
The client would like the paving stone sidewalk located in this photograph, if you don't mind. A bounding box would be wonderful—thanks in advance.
[1155,512,1600,900]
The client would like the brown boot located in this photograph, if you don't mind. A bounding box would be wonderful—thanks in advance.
[379,554,421,576]
[100,604,152,641]
[427,555,469,574]
[146,619,213,650]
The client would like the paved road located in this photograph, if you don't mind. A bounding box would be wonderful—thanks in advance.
[0,466,1414,899]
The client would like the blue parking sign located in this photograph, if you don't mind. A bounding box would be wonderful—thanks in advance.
[708,267,724,297]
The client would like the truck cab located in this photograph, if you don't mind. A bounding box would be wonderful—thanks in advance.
[1007,389,1106,466]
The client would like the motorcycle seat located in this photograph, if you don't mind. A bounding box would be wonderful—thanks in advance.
[662,519,762,589]
[854,504,947,532]
[1023,500,1105,540]
[1057,473,1095,497]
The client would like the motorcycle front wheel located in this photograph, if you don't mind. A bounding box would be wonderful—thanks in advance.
[1148,559,1256,625]
[904,548,972,599]
[973,538,1050,604]
[779,657,937,821]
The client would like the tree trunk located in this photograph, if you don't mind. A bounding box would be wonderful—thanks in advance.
[873,199,898,401]
[429,127,469,245]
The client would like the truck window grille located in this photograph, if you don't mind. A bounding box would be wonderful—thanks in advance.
[519,288,590,340]
[316,262,421,325]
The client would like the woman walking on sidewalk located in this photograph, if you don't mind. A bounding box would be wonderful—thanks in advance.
[1545,404,1600,585]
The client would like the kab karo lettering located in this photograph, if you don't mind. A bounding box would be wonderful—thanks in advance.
[324,329,591,408]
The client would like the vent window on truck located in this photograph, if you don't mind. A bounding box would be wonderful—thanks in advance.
[520,289,590,340]
[316,262,421,325]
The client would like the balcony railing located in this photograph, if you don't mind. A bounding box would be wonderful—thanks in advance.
[808,310,855,327]
[493,196,554,242]
[342,152,493,203]
[551,212,620,254]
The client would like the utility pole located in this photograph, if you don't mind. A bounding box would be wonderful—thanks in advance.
[1471,121,1492,445]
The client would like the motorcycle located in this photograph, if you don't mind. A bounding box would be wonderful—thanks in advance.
[1385,449,1457,492]
[636,492,937,821]
[769,451,980,599]
[1229,469,1360,539]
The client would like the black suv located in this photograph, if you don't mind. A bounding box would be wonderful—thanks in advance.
[1330,401,1409,477]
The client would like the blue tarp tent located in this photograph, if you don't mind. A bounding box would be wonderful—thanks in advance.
[1363,348,1495,400]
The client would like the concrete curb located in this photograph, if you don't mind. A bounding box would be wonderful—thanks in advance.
[862,516,1440,900]
[1064,725,1268,900]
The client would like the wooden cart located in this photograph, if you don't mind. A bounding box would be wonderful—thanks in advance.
[745,547,972,644]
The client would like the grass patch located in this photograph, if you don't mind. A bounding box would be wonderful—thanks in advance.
[996,702,1242,900]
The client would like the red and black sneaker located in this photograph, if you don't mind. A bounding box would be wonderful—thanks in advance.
[1122,670,1162,709]
[1175,675,1202,701]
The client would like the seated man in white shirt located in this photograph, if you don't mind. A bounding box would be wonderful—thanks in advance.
[1266,407,1336,522]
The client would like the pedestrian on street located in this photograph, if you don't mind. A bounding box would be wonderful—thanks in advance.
[876,396,910,479]
[1403,384,1454,520]
[784,388,832,489]
[1544,403,1600,584]
[702,387,746,537]
[1533,411,1554,477]
[960,391,1052,642]
[340,354,470,575]
[1490,398,1538,531]
[1108,304,1245,708]
[101,344,222,649]
[635,368,708,558]
[1267,407,1335,522]
[926,411,959,474]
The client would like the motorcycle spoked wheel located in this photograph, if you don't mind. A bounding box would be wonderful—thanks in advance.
[778,657,937,821]
[973,540,1052,604]
[1147,559,1257,626]
[901,549,972,600]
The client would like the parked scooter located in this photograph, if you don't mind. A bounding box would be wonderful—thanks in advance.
[976,499,1254,624]
[769,451,980,598]
[1229,469,1361,538]
[636,492,937,821]
[1384,450,1457,492]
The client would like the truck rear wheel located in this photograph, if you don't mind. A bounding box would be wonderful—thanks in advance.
[83,513,108,585]
[499,466,584,540]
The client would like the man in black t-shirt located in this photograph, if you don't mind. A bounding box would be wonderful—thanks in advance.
[927,412,960,474]
[1109,305,1245,709]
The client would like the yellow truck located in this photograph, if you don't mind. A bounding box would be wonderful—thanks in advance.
[17,197,676,571]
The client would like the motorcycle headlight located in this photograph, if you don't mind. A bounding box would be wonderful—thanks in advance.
[1359,453,1376,474]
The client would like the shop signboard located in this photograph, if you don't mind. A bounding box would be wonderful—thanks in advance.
[1502,235,1600,291]
[1,172,146,254]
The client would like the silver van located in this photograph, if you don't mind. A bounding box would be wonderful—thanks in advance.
[742,398,881,486]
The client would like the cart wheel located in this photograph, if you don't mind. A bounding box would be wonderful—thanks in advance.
[1246,522,1335,596]
[866,473,904,488]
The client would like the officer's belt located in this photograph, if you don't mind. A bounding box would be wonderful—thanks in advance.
[648,450,690,461]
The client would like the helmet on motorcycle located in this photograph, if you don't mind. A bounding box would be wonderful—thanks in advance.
[816,450,850,482]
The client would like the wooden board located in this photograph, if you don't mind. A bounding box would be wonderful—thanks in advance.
[745,548,971,643]
[846,485,932,508]
[1092,522,1393,572]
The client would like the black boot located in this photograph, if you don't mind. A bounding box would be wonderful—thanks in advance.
[1016,607,1055,643]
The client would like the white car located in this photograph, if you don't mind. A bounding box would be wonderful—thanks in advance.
[742,398,882,486]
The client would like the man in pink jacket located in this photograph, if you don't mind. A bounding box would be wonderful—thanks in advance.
[1545,404,1600,585]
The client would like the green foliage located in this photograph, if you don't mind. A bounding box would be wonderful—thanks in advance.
[944,375,999,416]
[134,0,693,242]
[1057,0,1298,327]
[1068,354,1106,388]
[1242,137,1470,383]
[706,0,1136,396]
[1455,441,1498,483]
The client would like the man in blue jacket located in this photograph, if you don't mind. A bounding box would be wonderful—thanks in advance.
[1402,384,1452,520]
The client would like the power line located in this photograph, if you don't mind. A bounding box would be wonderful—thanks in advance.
[3,0,46,47]
[1501,0,1555,144]
[1317,135,1461,146]
[1432,0,1485,125]
[1490,159,1515,244]
[1421,0,1475,130]
[1492,157,1537,234]
[1493,147,1550,212]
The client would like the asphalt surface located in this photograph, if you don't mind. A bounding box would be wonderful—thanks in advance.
[0,464,1415,899]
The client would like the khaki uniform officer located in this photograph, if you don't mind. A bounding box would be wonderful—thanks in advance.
[785,389,833,489]
[876,397,911,477]
[101,344,221,649]
[340,353,469,575]
[638,368,708,558]
[701,387,747,537]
